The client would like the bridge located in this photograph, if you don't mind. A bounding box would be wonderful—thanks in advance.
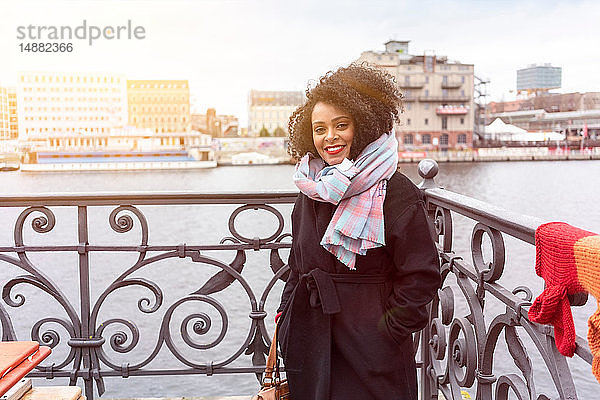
[0,160,594,399]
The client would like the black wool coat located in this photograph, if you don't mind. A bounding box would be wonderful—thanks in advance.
[276,171,441,400]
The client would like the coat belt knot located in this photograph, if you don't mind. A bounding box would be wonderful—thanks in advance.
[301,268,341,314]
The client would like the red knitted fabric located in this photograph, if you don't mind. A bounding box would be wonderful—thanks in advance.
[529,222,593,357]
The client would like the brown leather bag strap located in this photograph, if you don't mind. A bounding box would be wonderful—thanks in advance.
[263,323,280,382]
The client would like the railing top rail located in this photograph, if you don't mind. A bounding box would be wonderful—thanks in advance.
[0,191,300,207]
[424,187,543,244]
[417,159,544,244]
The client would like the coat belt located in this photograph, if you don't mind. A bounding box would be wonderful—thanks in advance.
[299,269,387,315]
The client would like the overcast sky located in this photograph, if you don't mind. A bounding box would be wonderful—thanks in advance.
[2,0,599,125]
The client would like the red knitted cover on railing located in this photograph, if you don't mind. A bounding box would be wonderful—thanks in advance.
[529,222,600,382]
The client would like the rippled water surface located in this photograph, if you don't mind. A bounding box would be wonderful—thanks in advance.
[1,160,599,398]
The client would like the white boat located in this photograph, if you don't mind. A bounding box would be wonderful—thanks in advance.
[19,131,217,171]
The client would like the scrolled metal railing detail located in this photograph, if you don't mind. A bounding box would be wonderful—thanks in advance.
[418,159,590,400]
[166,295,228,355]
[15,206,56,245]
[434,206,453,253]
[193,237,246,295]
[471,222,505,284]
[0,197,295,399]
[269,233,292,282]
[228,204,285,246]
[108,205,149,263]
[31,317,78,369]
[0,161,594,400]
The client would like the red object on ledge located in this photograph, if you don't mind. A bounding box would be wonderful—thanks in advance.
[0,341,52,397]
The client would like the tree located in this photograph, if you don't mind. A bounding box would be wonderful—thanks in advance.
[259,126,270,137]
[273,126,286,137]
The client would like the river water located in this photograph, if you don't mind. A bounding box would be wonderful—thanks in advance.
[1,161,599,398]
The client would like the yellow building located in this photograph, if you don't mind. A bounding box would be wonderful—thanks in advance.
[127,80,191,133]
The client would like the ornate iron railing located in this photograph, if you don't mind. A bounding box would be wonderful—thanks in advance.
[0,191,297,399]
[416,159,594,400]
[0,160,594,400]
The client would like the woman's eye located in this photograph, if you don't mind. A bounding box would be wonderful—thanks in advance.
[314,127,325,134]
[337,123,348,130]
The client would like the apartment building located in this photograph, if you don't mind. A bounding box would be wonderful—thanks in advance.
[127,80,191,133]
[248,90,304,136]
[0,87,9,140]
[7,88,18,139]
[16,71,127,140]
[357,40,474,149]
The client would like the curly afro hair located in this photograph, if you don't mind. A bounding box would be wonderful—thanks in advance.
[288,62,403,161]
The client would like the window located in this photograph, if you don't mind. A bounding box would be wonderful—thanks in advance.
[424,103,430,110]
[458,134,467,144]
[441,116,448,130]
[422,134,431,144]
[460,89,465,97]
[403,134,413,145]
[405,103,411,111]
[425,118,429,125]
[461,76,465,83]
[404,76,410,85]
[406,118,411,126]
[460,118,464,125]
[442,89,448,97]
[425,76,429,83]
[440,134,449,145]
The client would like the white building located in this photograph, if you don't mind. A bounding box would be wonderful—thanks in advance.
[16,72,128,140]
[248,90,304,136]
[0,86,9,140]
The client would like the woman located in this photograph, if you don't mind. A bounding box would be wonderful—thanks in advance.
[276,63,441,400]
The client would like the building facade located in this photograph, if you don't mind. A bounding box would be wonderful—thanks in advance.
[483,92,600,139]
[127,80,191,133]
[0,87,9,140]
[248,90,304,136]
[192,109,239,137]
[356,40,475,150]
[517,64,561,95]
[487,92,600,114]
[16,72,127,140]
[7,88,18,140]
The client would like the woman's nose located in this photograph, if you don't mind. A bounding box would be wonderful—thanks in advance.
[325,127,337,141]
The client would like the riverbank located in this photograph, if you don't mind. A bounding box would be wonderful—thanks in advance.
[398,148,600,163]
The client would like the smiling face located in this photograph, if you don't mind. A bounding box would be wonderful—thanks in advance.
[311,102,355,165]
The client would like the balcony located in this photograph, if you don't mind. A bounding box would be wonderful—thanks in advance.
[398,80,426,89]
[420,95,471,102]
[0,163,595,399]
[436,105,469,115]
[441,77,463,88]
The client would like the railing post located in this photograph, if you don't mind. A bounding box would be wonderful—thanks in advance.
[417,159,440,399]
[77,206,94,400]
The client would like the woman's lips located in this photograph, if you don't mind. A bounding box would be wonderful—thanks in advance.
[324,145,345,155]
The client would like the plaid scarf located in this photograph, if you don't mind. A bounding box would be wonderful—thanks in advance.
[294,132,399,270]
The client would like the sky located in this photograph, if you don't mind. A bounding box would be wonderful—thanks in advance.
[1,0,599,125]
